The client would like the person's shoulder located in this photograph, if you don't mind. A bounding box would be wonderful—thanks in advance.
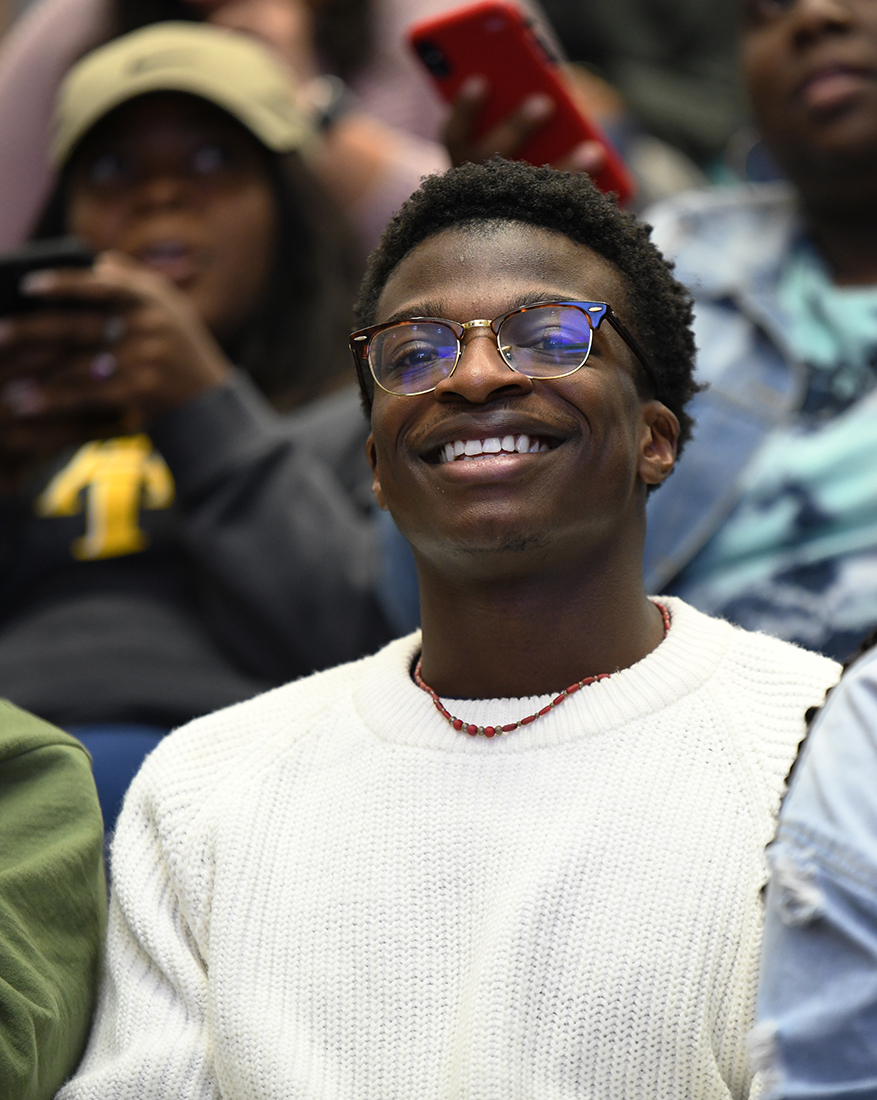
[642,181,800,277]
[666,601,841,800]
[666,598,840,697]
[0,697,92,765]
[130,633,419,813]
[729,621,840,695]
[802,643,877,758]
[837,642,877,692]
[644,180,797,242]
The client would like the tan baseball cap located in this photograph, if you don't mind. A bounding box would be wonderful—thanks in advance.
[50,21,316,167]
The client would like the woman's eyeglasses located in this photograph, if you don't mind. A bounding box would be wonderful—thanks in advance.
[349,300,659,407]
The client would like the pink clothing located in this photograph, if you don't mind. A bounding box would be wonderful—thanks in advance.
[0,0,453,250]
[0,0,108,248]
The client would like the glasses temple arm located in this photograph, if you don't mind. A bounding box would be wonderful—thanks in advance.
[604,310,661,400]
[350,343,374,412]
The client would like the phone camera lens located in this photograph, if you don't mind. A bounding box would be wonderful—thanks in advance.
[415,40,451,79]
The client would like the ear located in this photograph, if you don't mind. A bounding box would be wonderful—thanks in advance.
[637,401,679,486]
[365,433,389,511]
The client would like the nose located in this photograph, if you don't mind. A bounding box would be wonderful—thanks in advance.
[131,168,194,212]
[788,0,853,42]
[432,326,534,404]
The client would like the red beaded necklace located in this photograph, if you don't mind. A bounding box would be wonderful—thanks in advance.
[414,601,671,738]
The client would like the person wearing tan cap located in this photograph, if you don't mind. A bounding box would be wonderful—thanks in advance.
[0,23,390,830]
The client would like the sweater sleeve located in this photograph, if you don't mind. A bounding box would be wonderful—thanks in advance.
[148,374,393,680]
[0,0,110,248]
[0,700,106,1100]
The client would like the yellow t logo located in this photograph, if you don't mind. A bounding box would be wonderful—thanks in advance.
[36,435,175,560]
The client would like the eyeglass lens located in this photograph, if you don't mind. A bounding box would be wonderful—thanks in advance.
[369,304,597,395]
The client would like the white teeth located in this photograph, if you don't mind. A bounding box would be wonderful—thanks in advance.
[438,433,552,462]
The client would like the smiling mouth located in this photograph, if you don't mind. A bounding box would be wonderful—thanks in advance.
[799,65,873,111]
[135,240,199,283]
[435,434,554,464]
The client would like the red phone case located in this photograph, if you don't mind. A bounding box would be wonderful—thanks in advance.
[407,1,634,204]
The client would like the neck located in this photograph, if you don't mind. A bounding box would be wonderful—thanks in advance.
[799,183,877,285]
[416,554,664,699]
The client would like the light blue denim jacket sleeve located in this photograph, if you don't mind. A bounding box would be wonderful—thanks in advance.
[642,183,807,592]
[754,645,877,1099]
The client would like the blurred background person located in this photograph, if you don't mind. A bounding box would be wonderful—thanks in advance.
[752,628,877,1097]
[642,0,877,662]
[541,0,748,179]
[0,0,588,253]
[0,23,390,829]
[0,0,721,257]
[0,0,441,252]
[0,698,105,1100]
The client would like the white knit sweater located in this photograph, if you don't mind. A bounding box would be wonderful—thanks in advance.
[60,599,839,1100]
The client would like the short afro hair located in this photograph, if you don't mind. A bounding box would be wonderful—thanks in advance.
[354,158,699,451]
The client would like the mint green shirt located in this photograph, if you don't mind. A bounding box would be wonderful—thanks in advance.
[673,243,877,659]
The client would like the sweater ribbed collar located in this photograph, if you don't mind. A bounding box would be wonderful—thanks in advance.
[353,597,736,753]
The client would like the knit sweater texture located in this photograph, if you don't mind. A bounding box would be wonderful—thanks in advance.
[59,598,840,1100]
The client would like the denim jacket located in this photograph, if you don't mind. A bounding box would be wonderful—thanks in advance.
[643,182,810,592]
[754,644,877,1098]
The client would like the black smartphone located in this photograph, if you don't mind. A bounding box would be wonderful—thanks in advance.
[0,237,94,316]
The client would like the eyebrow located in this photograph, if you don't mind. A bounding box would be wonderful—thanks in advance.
[381,291,594,326]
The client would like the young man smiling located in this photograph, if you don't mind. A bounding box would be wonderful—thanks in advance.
[60,162,839,1100]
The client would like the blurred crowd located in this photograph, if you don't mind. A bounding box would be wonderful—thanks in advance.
[1,0,877,1096]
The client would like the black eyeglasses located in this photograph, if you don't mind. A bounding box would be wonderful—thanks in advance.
[349,300,660,408]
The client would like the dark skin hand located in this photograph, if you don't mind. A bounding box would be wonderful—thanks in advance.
[443,71,609,175]
[0,251,231,492]
[186,0,609,204]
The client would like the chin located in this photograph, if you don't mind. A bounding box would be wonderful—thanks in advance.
[413,523,550,568]
[778,132,877,189]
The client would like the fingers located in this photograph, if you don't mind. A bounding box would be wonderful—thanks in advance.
[554,140,609,176]
[0,318,228,424]
[0,312,129,418]
[0,349,122,418]
[444,75,489,165]
[2,341,139,417]
[18,261,143,310]
[0,308,124,366]
[473,93,554,161]
[444,76,556,166]
[1,252,231,428]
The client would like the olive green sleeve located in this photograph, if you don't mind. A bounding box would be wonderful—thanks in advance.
[0,700,106,1100]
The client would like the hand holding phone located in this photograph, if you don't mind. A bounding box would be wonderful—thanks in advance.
[0,245,234,492]
[0,237,94,316]
[408,1,634,203]
[443,72,611,180]
[0,250,231,426]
